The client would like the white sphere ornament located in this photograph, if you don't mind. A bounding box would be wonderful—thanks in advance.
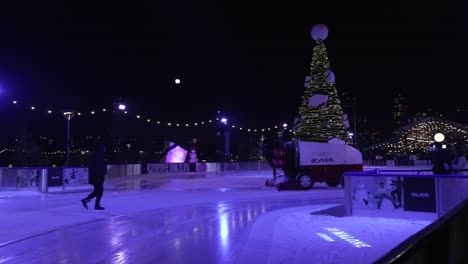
[325,70,336,84]
[311,24,329,41]
[434,133,445,142]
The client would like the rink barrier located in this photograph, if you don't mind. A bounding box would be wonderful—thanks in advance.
[373,198,468,264]
[343,169,468,218]
[0,162,272,193]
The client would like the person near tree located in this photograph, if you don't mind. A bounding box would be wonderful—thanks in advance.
[452,145,466,175]
[81,144,107,210]
[431,142,452,175]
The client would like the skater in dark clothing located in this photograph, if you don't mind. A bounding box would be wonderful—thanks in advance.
[431,142,452,175]
[261,134,282,187]
[81,144,107,210]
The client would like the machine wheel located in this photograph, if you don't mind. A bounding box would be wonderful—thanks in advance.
[296,172,314,190]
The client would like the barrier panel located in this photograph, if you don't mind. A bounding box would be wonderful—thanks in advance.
[0,162,273,192]
[344,169,468,218]
[373,199,468,264]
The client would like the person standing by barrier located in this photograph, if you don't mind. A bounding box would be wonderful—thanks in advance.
[81,144,107,210]
[431,142,452,175]
[452,146,466,175]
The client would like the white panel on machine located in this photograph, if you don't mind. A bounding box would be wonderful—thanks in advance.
[298,141,361,165]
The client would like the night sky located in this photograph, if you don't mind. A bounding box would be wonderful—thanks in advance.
[0,1,466,130]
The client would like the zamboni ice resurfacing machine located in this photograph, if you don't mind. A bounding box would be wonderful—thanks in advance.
[266,140,363,190]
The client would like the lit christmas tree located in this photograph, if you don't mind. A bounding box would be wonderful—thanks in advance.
[294,24,350,144]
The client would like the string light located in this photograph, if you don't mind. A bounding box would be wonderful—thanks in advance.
[8,100,303,133]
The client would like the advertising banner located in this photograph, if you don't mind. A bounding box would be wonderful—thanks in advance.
[403,177,436,212]
[47,168,63,187]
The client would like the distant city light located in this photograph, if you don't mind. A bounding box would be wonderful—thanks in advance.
[221,117,227,124]
[283,123,288,128]
[118,104,126,110]
[175,79,181,84]
[12,100,17,104]
[48,110,52,114]
[31,106,35,110]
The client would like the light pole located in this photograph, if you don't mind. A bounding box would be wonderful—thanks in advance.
[112,100,126,153]
[220,117,230,161]
[63,111,75,166]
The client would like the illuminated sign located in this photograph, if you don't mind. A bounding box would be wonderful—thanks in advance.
[316,232,335,242]
[324,228,371,248]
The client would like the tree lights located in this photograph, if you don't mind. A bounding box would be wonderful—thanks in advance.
[294,24,350,144]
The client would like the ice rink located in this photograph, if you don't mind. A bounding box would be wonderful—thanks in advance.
[0,169,436,263]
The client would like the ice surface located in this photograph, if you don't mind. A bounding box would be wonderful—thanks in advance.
[0,169,437,263]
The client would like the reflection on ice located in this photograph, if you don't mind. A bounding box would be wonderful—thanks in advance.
[217,201,230,250]
[112,250,129,264]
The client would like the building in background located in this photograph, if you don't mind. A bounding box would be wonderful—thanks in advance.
[363,116,468,161]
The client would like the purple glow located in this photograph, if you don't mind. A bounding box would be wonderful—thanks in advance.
[221,118,227,124]
[165,142,188,163]
[118,104,126,110]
